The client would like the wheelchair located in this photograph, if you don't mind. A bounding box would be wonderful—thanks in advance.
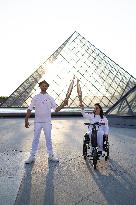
[83,122,109,169]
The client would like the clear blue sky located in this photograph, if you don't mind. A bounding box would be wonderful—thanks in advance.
[0,0,136,96]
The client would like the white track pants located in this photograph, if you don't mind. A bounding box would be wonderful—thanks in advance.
[30,122,53,156]
[87,130,104,151]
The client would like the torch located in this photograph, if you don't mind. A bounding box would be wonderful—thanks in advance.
[66,75,75,99]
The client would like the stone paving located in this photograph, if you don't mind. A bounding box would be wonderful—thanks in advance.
[0,117,136,205]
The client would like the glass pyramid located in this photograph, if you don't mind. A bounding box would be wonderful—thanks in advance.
[1,31,136,110]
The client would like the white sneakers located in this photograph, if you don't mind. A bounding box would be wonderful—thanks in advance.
[25,154,59,164]
[25,155,35,164]
[48,154,59,162]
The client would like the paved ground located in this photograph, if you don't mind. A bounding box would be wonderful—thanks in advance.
[0,117,136,205]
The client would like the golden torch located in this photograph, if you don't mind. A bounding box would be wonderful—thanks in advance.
[66,75,75,99]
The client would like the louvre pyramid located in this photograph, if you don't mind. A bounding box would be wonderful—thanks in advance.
[1,31,136,110]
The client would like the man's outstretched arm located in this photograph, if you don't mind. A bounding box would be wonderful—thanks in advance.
[55,98,68,112]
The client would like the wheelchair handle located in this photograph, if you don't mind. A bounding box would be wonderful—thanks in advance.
[84,122,105,126]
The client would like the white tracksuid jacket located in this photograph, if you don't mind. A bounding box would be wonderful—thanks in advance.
[81,109,109,135]
[28,93,57,123]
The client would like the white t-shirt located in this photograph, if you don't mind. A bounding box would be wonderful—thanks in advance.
[81,109,109,135]
[28,93,57,123]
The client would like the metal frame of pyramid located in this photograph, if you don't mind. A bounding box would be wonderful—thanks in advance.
[105,84,136,116]
[1,31,136,115]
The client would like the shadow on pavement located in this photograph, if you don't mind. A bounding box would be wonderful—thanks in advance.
[14,161,59,205]
[85,158,136,205]
[15,163,34,205]
[43,162,59,205]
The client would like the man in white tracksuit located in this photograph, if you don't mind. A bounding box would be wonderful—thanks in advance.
[25,80,68,164]
[81,103,109,153]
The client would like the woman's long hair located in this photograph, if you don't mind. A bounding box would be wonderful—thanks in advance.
[94,103,104,119]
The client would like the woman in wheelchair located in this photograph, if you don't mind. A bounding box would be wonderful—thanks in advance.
[81,103,109,156]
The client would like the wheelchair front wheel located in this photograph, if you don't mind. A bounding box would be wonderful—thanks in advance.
[92,149,97,169]
[105,141,109,161]
[83,143,87,159]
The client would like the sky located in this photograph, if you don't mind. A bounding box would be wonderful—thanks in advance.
[0,0,136,96]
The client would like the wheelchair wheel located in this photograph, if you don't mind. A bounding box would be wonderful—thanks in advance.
[83,143,87,159]
[92,149,97,169]
[105,141,109,161]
